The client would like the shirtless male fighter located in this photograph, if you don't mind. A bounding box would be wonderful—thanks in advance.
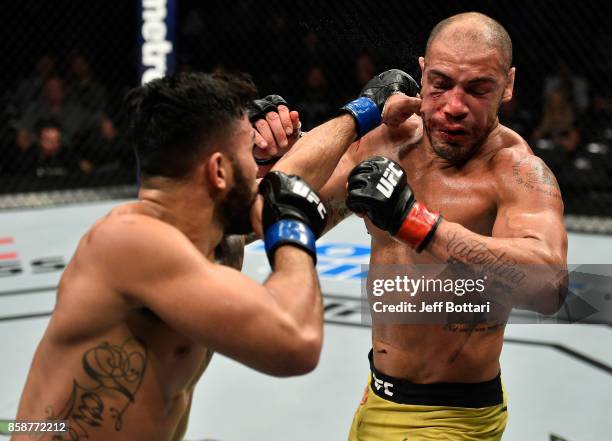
[267,11,568,441]
[11,68,410,441]
[11,72,328,441]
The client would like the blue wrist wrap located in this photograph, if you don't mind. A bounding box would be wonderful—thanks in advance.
[264,219,317,267]
[340,96,381,138]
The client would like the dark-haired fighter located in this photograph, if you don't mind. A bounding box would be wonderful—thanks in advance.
[12,72,327,441]
[11,69,409,441]
[266,12,568,441]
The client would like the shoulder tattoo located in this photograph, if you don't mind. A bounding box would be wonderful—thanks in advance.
[511,157,562,200]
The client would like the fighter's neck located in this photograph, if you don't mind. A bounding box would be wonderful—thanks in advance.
[136,186,222,258]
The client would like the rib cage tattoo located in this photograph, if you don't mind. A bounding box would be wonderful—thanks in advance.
[42,337,147,440]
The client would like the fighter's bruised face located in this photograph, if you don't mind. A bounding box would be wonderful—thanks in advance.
[418,40,514,164]
[219,116,259,235]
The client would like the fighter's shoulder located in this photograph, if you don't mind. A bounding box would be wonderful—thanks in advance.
[488,127,538,174]
[82,211,197,267]
[488,134,561,203]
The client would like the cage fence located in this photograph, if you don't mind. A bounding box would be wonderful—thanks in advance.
[1,0,611,233]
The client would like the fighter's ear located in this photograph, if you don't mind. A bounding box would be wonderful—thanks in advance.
[502,67,516,103]
[418,57,425,82]
[206,152,230,191]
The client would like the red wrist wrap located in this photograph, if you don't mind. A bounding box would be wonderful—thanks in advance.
[394,201,441,252]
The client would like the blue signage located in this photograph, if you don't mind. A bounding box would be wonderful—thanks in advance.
[138,0,176,85]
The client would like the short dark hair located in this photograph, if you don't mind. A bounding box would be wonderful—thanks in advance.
[125,72,257,180]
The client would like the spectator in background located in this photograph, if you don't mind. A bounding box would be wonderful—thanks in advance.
[65,53,108,113]
[64,53,119,169]
[336,51,379,109]
[354,52,377,89]
[15,76,108,154]
[579,76,612,144]
[531,89,580,155]
[543,59,589,116]
[78,112,126,173]
[295,65,333,129]
[15,118,93,177]
[6,54,57,119]
[302,31,323,65]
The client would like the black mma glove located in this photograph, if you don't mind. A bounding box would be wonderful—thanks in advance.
[259,171,327,267]
[246,94,289,124]
[346,156,441,253]
[340,69,419,138]
[246,94,290,166]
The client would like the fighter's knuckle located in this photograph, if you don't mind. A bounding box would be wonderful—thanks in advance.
[255,119,269,130]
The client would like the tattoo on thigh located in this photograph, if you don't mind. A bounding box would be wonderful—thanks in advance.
[43,337,147,440]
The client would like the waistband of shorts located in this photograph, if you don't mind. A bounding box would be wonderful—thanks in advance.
[368,349,504,408]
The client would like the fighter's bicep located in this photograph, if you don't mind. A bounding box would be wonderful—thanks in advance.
[318,151,357,201]
[94,218,273,336]
[133,252,293,361]
[146,262,271,334]
[493,203,564,241]
[492,155,566,253]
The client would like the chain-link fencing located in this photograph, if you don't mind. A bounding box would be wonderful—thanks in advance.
[1,1,612,232]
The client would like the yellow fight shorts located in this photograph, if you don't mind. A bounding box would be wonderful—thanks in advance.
[348,351,508,441]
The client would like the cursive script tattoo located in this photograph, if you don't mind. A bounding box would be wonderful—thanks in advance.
[443,231,519,356]
[44,338,147,440]
[512,158,562,199]
[443,323,503,363]
[446,231,527,288]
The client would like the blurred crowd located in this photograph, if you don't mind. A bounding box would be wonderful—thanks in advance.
[1,53,131,181]
[181,25,612,214]
[2,38,612,213]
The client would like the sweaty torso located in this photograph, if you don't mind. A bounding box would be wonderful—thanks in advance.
[12,204,215,441]
[364,119,523,383]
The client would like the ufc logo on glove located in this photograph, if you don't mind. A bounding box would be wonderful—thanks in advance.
[293,181,327,219]
[376,161,404,198]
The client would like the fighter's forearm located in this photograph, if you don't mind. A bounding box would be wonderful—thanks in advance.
[428,220,564,265]
[321,198,353,235]
[264,247,322,327]
[425,220,568,315]
[262,246,323,370]
[272,114,356,190]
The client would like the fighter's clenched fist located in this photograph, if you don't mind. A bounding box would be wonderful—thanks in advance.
[346,156,441,253]
[259,171,327,267]
[340,69,419,137]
